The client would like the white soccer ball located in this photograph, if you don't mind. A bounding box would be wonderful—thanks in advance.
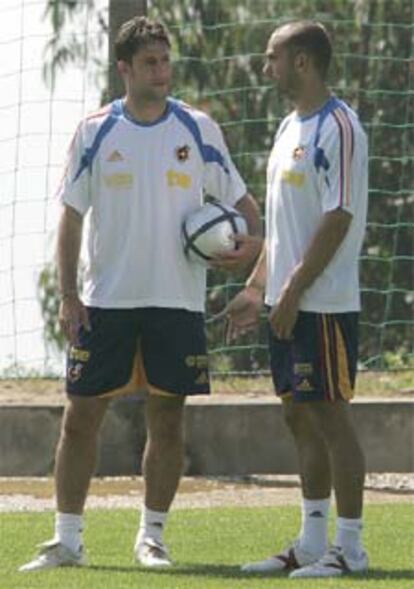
[182,200,248,265]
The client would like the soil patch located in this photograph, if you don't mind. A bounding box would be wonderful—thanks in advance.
[0,475,412,512]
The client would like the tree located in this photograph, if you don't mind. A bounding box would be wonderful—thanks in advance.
[43,0,147,95]
[39,0,414,371]
[43,0,107,89]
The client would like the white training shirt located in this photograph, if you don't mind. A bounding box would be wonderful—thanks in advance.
[57,97,247,311]
[265,95,368,313]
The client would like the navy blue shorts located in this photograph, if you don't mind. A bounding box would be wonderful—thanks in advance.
[268,311,359,402]
[66,307,210,398]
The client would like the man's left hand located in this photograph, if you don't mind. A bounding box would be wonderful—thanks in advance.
[269,287,300,340]
[209,234,263,272]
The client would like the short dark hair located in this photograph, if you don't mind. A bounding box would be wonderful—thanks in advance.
[115,16,171,63]
[276,21,332,79]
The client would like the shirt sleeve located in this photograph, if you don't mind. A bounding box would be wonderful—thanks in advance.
[55,121,91,216]
[199,118,247,205]
[317,112,367,216]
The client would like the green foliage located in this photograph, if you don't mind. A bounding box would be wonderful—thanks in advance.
[40,0,414,373]
[43,0,107,88]
[37,264,66,353]
[381,350,414,371]
[148,0,414,372]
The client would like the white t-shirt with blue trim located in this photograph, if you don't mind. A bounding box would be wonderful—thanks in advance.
[57,98,246,311]
[265,96,368,312]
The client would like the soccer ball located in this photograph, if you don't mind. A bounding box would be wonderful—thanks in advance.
[182,200,248,265]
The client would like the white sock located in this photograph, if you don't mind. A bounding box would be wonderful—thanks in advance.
[136,506,167,546]
[334,517,363,559]
[54,512,83,553]
[298,497,330,556]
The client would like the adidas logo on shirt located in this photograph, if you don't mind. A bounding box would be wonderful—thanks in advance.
[107,150,124,162]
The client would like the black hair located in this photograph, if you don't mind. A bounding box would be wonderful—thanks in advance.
[115,16,171,63]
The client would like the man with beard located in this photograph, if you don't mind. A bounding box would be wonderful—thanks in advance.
[226,20,369,578]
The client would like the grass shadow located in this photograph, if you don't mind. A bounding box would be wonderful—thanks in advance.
[362,568,414,580]
[86,563,414,581]
[88,562,247,578]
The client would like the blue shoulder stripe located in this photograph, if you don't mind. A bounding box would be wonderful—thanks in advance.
[169,99,230,174]
[72,101,122,182]
[313,96,339,148]
[313,96,346,173]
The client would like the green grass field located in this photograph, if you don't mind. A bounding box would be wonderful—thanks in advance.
[2,505,413,589]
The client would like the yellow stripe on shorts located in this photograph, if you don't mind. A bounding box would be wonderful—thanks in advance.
[334,320,354,400]
[322,316,335,401]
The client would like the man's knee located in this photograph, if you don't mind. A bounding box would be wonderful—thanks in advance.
[307,400,354,437]
[282,398,309,434]
[61,396,109,441]
[307,401,364,460]
[146,394,185,445]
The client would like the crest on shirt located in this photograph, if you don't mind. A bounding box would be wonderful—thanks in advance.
[175,145,190,162]
[67,362,83,383]
[292,145,306,161]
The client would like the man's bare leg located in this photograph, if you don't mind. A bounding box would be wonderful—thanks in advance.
[55,395,110,514]
[135,393,185,566]
[306,401,365,519]
[282,398,331,556]
[301,400,366,566]
[19,395,109,571]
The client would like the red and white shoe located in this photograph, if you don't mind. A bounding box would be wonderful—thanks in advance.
[241,540,322,573]
[290,545,369,578]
